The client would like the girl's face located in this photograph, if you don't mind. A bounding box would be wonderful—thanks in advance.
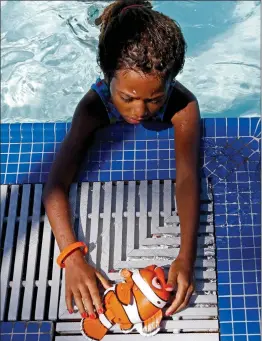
[110,70,170,124]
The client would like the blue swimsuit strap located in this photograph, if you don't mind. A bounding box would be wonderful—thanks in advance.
[91,77,175,123]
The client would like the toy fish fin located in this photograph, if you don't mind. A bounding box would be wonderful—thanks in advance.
[136,309,163,336]
[81,315,109,341]
[115,282,133,306]
[120,322,134,334]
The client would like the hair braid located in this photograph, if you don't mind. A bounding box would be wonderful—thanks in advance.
[95,0,186,81]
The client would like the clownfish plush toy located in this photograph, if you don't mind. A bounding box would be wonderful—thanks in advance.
[81,265,172,340]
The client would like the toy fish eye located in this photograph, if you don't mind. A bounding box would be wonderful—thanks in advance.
[152,277,162,289]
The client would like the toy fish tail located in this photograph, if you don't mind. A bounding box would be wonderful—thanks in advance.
[81,314,113,341]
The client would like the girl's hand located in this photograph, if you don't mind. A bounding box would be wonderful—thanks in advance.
[64,250,111,318]
[165,256,195,316]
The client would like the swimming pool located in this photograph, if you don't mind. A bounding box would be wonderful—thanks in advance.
[1,1,260,123]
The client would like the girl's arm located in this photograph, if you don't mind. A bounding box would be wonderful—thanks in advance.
[43,90,109,316]
[165,83,200,315]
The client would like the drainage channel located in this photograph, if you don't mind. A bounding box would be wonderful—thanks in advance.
[0,179,219,340]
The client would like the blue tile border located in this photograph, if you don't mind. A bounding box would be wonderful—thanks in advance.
[0,322,53,341]
[1,118,261,184]
[0,117,261,340]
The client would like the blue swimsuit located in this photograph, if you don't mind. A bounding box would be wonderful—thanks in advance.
[91,77,175,124]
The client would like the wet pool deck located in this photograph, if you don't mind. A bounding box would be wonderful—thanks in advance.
[0,118,261,341]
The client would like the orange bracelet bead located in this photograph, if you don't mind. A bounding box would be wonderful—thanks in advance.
[57,242,88,268]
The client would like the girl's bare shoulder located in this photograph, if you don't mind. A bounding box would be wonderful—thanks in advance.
[164,81,198,122]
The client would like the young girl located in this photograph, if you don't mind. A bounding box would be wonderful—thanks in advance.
[43,0,200,321]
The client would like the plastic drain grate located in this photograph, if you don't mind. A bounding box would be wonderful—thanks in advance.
[0,179,218,339]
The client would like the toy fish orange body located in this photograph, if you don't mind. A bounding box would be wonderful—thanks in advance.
[81,265,171,340]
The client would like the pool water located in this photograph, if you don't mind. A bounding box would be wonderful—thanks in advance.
[1,0,260,123]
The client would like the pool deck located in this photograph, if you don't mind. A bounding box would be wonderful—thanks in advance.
[0,117,261,341]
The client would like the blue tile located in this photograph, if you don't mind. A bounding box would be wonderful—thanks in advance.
[234,336,247,341]
[159,150,169,159]
[99,162,111,171]
[147,141,157,150]
[1,335,11,341]
[229,248,242,259]
[216,119,227,137]
[124,171,134,180]
[31,153,42,162]
[124,151,134,160]
[39,322,51,333]
[160,160,169,169]
[246,309,259,321]
[247,322,261,334]
[26,323,39,333]
[239,118,250,136]
[231,284,244,295]
[243,259,256,271]
[204,118,215,137]
[7,164,18,173]
[136,141,146,149]
[9,144,20,153]
[147,150,157,159]
[147,170,158,180]
[232,297,244,309]
[234,322,247,334]
[10,124,21,142]
[231,271,243,283]
[219,309,232,322]
[245,296,259,308]
[13,334,26,341]
[218,296,231,309]
[1,154,7,163]
[218,272,230,283]
[159,140,169,149]
[39,335,51,341]
[124,141,134,150]
[250,118,260,136]
[217,249,228,260]
[19,164,30,173]
[242,247,256,259]
[0,322,13,333]
[25,334,39,341]
[159,170,169,179]
[135,171,146,180]
[217,260,229,271]
[99,172,110,182]
[135,161,146,170]
[245,283,258,295]
[147,160,158,169]
[125,161,134,170]
[215,215,227,226]
[227,118,238,137]
[228,238,241,249]
[218,284,230,296]
[111,171,122,181]
[220,323,233,334]
[249,336,261,341]
[135,151,146,159]
[28,173,40,183]
[20,154,31,163]
[111,161,122,171]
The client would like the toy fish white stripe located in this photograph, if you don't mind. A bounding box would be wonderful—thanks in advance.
[122,295,142,324]
[99,313,112,329]
[132,270,166,308]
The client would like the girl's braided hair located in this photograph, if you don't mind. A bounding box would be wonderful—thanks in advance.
[95,0,187,81]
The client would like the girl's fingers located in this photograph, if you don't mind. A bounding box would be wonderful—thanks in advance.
[73,289,88,318]
[80,286,96,318]
[65,288,74,314]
